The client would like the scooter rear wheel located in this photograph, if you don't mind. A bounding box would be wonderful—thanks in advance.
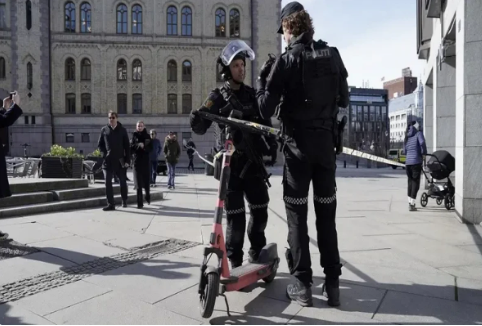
[199,272,219,319]
[262,266,278,283]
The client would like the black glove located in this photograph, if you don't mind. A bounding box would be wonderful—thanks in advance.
[268,138,278,165]
[259,59,274,80]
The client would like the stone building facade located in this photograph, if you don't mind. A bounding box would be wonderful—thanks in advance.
[416,0,482,224]
[0,0,281,165]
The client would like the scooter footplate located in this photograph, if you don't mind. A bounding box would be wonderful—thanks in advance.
[231,263,265,277]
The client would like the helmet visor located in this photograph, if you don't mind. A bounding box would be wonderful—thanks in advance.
[220,40,255,66]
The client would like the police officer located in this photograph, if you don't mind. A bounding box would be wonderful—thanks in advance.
[190,40,278,269]
[256,2,349,307]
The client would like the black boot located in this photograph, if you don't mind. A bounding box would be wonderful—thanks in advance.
[286,279,313,307]
[103,205,115,211]
[323,277,340,307]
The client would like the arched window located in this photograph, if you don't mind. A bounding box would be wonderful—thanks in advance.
[0,57,5,79]
[81,93,91,114]
[132,4,142,34]
[167,60,177,82]
[27,62,33,89]
[167,94,177,114]
[132,59,142,81]
[181,6,192,36]
[64,2,76,33]
[116,4,128,34]
[65,58,75,81]
[117,59,127,80]
[182,94,192,114]
[65,93,76,113]
[215,8,226,37]
[230,9,240,37]
[167,6,177,35]
[117,94,127,114]
[182,60,192,82]
[26,0,32,30]
[81,58,91,80]
[132,93,142,114]
[80,2,91,33]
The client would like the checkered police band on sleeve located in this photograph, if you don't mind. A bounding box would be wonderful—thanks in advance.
[219,40,255,66]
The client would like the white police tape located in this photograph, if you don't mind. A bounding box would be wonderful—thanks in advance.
[342,147,405,168]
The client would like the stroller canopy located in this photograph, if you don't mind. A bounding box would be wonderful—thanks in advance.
[427,150,455,180]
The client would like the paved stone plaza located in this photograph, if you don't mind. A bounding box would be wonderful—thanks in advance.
[0,166,481,324]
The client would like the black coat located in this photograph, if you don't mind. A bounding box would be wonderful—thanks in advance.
[130,129,152,188]
[0,104,23,199]
[97,122,131,171]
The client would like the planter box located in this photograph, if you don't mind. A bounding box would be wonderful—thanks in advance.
[85,156,104,180]
[41,157,83,179]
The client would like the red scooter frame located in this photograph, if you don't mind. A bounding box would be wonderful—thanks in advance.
[198,135,279,319]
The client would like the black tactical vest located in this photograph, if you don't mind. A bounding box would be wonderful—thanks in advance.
[281,40,340,122]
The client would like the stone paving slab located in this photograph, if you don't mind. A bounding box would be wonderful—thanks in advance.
[155,282,302,325]
[0,302,54,325]
[0,252,74,286]
[43,291,201,325]
[13,280,111,317]
[374,290,482,324]
[0,222,73,245]
[375,233,482,268]
[29,235,127,264]
[440,264,482,282]
[82,255,201,305]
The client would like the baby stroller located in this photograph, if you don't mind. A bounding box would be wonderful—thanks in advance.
[420,150,455,210]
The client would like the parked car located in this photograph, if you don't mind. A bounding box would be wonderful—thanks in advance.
[387,148,406,169]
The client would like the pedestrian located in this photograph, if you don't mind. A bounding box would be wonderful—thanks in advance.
[0,91,23,241]
[97,110,130,211]
[191,40,278,268]
[163,131,180,190]
[255,1,349,307]
[186,138,196,171]
[404,120,427,211]
[149,129,162,187]
[131,121,152,208]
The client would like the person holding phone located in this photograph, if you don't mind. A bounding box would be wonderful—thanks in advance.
[0,91,23,241]
[131,121,152,208]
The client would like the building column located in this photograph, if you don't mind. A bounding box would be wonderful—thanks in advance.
[455,0,482,224]
[422,81,433,190]
[435,57,456,156]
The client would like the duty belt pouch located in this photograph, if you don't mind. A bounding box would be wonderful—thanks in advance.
[335,116,348,155]
[213,152,223,181]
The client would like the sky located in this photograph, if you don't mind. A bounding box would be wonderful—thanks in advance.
[280,0,424,89]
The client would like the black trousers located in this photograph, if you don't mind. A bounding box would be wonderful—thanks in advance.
[103,168,128,206]
[224,172,269,266]
[283,128,341,286]
[133,164,151,207]
[406,164,422,199]
[188,157,194,171]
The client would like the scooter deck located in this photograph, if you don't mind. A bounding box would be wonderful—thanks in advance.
[230,262,267,278]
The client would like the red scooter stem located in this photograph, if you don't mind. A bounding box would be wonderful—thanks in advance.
[209,139,235,279]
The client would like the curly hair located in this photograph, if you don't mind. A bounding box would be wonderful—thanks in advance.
[281,10,314,37]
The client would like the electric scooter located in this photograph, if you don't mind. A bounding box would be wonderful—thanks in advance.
[190,112,280,319]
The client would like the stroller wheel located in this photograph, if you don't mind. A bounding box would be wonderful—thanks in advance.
[436,198,443,205]
[444,194,452,210]
[420,193,428,207]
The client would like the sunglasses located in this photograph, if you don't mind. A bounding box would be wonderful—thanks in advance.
[109,117,116,120]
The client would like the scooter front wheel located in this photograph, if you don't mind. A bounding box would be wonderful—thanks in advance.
[199,272,219,319]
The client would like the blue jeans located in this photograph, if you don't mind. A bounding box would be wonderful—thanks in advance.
[150,160,158,184]
[167,162,176,187]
